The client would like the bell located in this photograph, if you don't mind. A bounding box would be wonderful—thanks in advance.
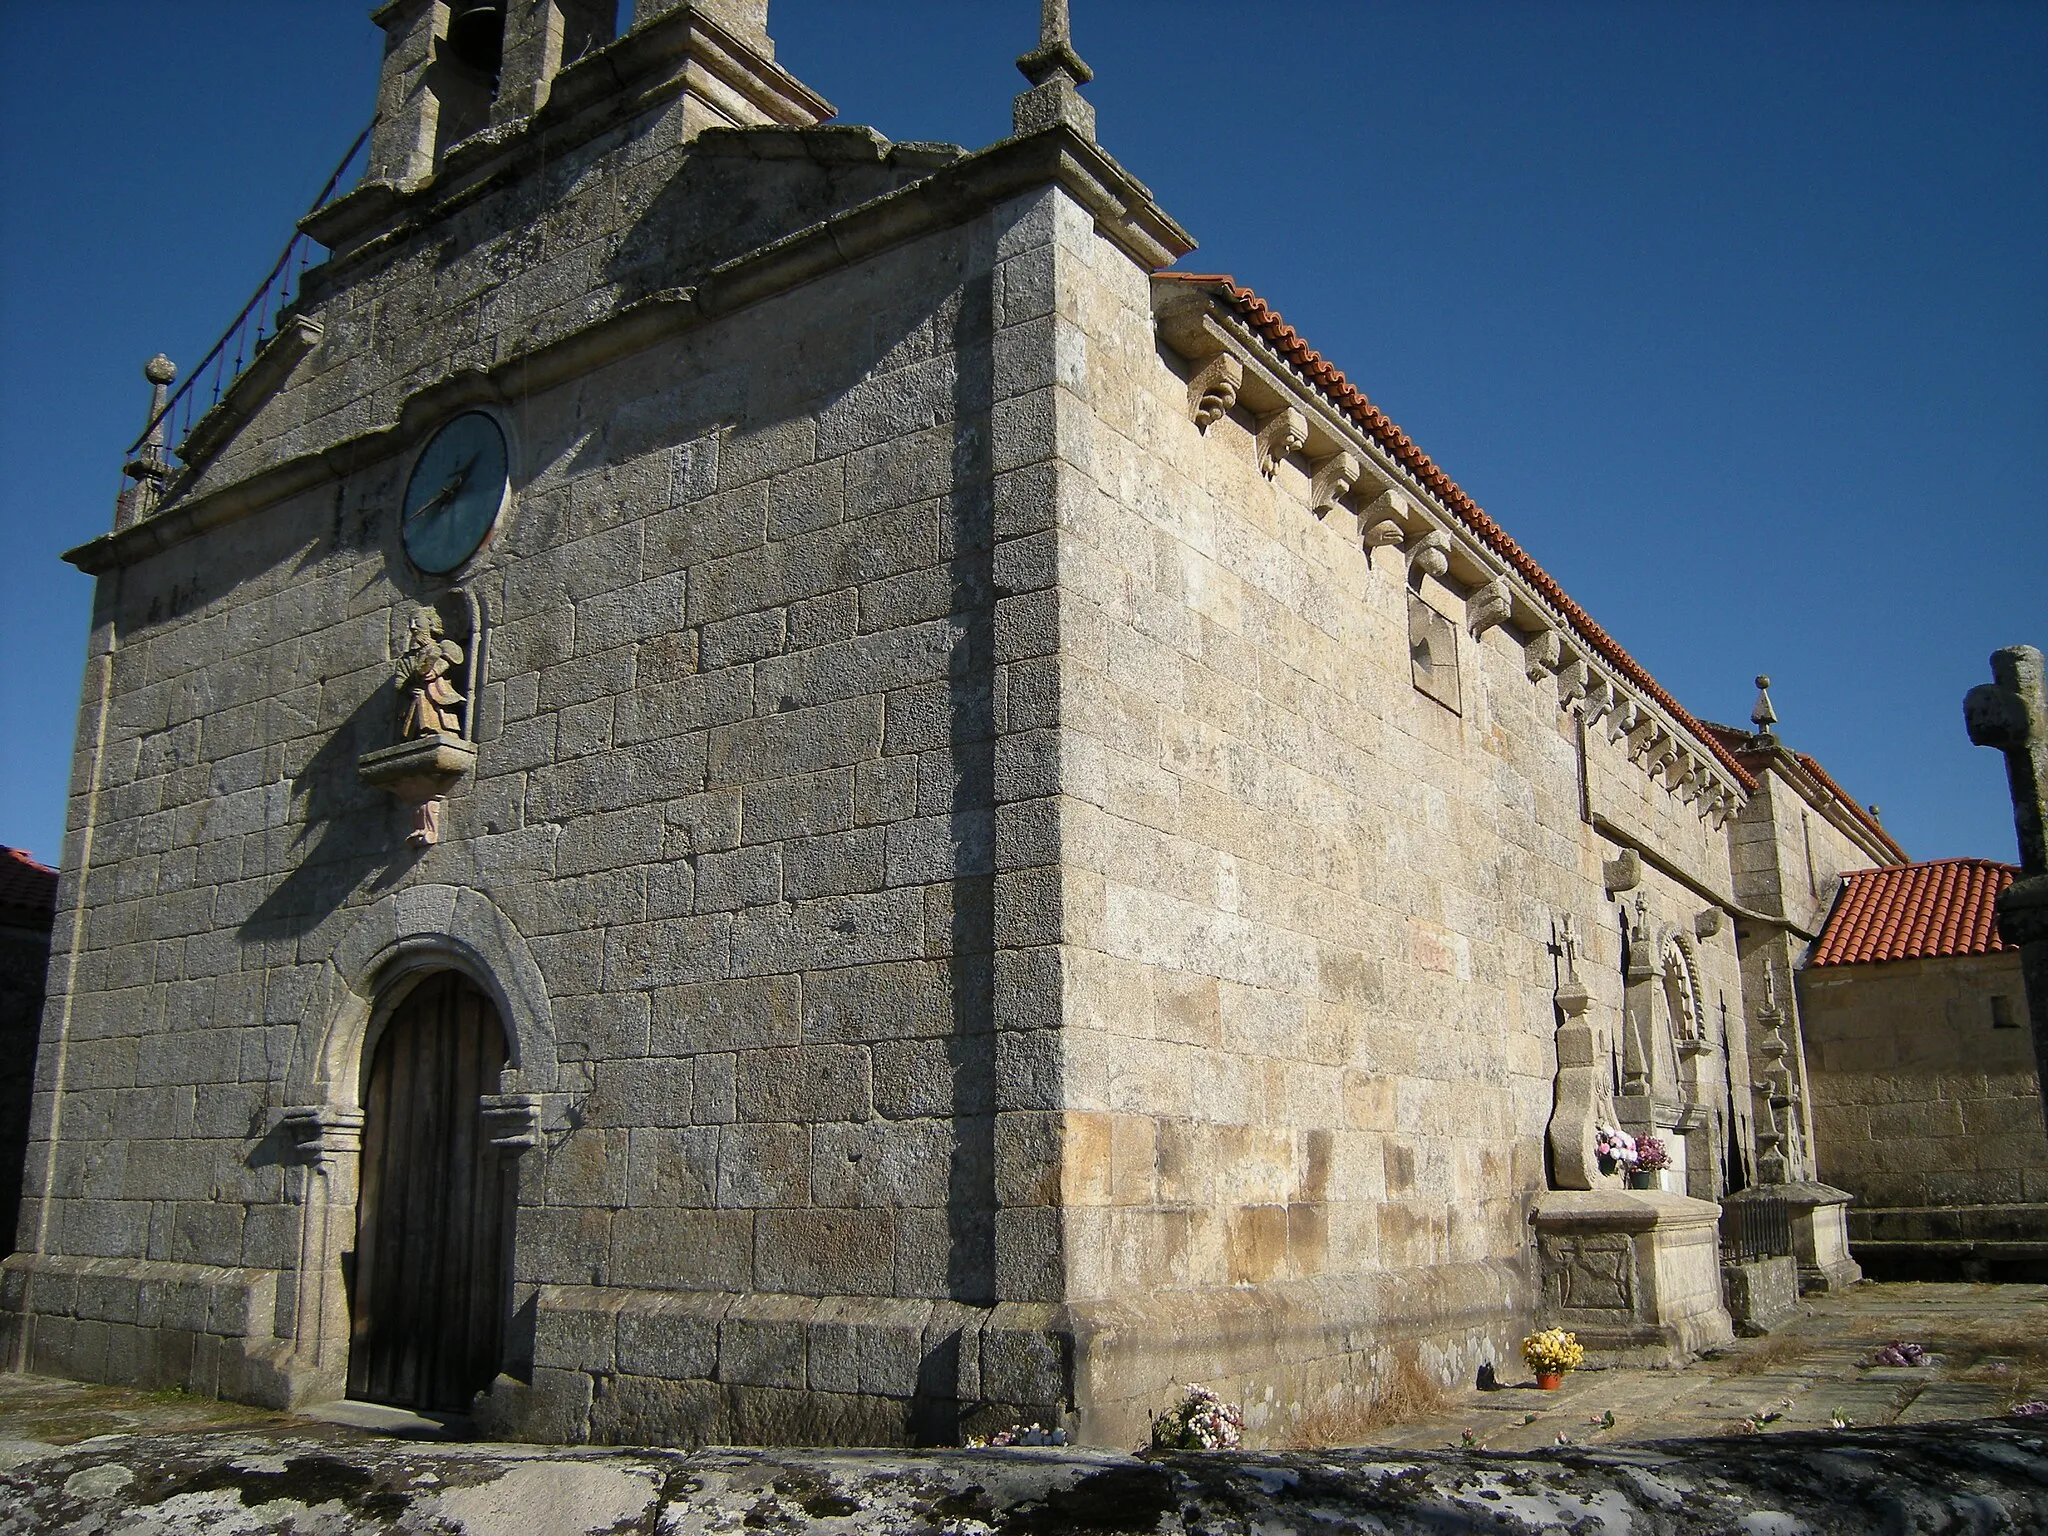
[445,1,508,78]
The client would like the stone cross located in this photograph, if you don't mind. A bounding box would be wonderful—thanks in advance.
[1014,0,1096,140]
[1965,645,2048,1136]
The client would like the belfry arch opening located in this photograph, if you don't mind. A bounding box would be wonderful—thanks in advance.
[347,969,517,1414]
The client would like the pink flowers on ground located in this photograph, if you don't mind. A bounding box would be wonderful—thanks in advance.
[1873,1342,1928,1367]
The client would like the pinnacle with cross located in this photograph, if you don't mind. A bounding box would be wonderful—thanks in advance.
[1014,0,1096,141]
[1966,644,2048,1137]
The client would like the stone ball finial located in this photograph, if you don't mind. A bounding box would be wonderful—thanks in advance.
[1751,674,1778,734]
[1755,674,1771,691]
[1869,804,1882,819]
[144,354,177,386]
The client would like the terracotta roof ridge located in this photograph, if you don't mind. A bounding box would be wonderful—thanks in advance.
[1156,273,1754,793]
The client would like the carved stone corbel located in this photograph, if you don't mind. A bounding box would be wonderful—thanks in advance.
[481,1092,543,1152]
[280,1105,366,1171]
[1583,676,1618,729]
[1188,352,1242,431]
[1406,528,1451,582]
[1604,848,1642,896]
[1607,697,1641,746]
[1524,627,1563,681]
[1309,450,1360,519]
[1256,406,1307,479]
[1467,577,1513,638]
[1556,658,1590,707]
[1694,908,1725,940]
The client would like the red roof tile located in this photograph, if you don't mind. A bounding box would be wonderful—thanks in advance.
[1809,858,2016,966]
[1157,273,1756,792]
[0,847,58,925]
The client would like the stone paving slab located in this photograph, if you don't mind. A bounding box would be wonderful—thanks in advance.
[1,1420,2046,1534]
[1,1282,2046,1530]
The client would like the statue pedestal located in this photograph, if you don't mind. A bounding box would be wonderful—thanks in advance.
[1774,1182,1862,1294]
[1533,1189,1734,1367]
[357,733,476,847]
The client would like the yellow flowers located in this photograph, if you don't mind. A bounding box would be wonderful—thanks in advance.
[1521,1329,1586,1375]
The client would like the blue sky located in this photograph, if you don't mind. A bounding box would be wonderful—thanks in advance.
[1,1,2042,869]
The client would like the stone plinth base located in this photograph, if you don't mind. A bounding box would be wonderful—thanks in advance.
[1533,1189,1734,1366]
[1774,1182,1862,1293]
[1061,1260,1534,1450]
[1721,1256,1799,1336]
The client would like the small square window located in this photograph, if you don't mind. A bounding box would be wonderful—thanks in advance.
[1991,995,2019,1029]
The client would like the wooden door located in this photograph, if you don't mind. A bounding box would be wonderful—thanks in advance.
[347,970,513,1413]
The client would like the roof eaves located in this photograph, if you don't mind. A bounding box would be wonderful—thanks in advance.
[1159,273,1755,793]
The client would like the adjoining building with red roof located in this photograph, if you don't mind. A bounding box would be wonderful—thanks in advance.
[4,4,1949,1443]
[0,848,59,1263]
[1798,859,2045,1279]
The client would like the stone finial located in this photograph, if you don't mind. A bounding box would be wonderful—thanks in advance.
[1014,0,1096,140]
[1467,577,1513,638]
[114,353,178,531]
[1256,407,1307,479]
[1750,674,1779,745]
[1187,353,1241,431]
[1310,451,1360,519]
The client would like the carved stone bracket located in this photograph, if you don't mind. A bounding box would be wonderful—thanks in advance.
[1309,450,1360,519]
[1406,528,1451,583]
[1468,577,1513,638]
[1556,658,1590,708]
[1525,627,1563,681]
[480,1092,543,1152]
[357,732,477,848]
[1188,352,1242,431]
[1694,908,1725,940]
[280,1105,366,1171]
[1604,848,1642,896]
[1256,406,1307,479]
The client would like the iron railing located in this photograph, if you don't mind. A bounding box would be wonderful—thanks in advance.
[1722,1193,1793,1263]
[126,126,371,468]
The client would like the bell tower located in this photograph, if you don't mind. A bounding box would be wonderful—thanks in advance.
[364,1,812,195]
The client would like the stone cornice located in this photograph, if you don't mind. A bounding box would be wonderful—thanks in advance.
[1154,286,1748,828]
[65,125,1193,578]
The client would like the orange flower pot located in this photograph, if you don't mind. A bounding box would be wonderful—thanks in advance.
[1536,1371,1564,1391]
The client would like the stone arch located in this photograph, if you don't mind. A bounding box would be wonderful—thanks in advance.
[1659,930,1704,1044]
[295,883,558,1109]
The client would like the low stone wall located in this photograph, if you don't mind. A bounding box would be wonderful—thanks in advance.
[0,1254,292,1406]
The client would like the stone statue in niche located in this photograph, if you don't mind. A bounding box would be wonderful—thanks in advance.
[397,607,468,740]
[357,598,480,850]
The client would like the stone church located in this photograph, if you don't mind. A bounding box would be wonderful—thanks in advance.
[5,1,1903,1446]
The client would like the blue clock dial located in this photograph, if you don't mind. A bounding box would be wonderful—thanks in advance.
[401,412,509,575]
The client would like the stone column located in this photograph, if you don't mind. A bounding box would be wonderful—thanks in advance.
[1966,645,2048,1139]
[367,0,448,187]
[113,355,176,531]
[279,1105,366,1406]
[494,0,617,124]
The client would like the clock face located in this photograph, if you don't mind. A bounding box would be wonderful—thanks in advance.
[401,412,509,575]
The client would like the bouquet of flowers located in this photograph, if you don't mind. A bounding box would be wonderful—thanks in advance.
[1521,1329,1586,1375]
[1634,1136,1671,1174]
[1150,1386,1245,1450]
[1594,1124,1638,1174]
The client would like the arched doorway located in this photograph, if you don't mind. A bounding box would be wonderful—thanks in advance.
[347,970,514,1413]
